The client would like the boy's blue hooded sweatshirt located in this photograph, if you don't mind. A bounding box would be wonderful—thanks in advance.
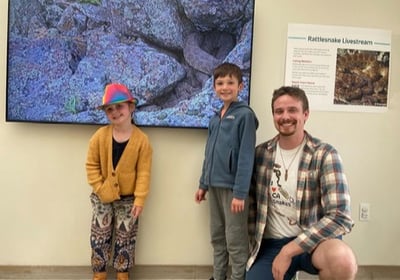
[199,101,259,199]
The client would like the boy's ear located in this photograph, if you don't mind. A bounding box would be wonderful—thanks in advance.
[239,82,244,91]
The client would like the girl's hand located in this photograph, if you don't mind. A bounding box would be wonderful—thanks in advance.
[131,205,143,218]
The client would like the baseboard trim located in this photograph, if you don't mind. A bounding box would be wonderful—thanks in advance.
[0,265,212,279]
[0,265,400,279]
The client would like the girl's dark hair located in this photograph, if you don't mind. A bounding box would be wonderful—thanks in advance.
[271,86,309,112]
[213,62,243,86]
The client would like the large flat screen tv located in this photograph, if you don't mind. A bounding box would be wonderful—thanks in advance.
[6,0,255,128]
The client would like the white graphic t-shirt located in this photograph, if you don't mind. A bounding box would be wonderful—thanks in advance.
[263,141,305,239]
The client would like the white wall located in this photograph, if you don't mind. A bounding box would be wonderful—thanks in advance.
[1,0,399,266]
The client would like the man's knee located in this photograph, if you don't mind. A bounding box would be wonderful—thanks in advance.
[312,239,358,279]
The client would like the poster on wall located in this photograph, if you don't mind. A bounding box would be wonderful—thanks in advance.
[284,23,391,112]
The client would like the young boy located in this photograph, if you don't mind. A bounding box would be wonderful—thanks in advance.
[86,83,152,280]
[195,63,258,280]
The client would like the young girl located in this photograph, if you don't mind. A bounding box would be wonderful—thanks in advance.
[86,83,152,280]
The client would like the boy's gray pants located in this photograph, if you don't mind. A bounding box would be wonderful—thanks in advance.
[208,187,249,280]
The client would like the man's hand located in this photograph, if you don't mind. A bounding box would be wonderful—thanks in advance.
[272,250,292,280]
[272,241,303,280]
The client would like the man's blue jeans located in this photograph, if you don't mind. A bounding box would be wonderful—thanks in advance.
[246,238,318,280]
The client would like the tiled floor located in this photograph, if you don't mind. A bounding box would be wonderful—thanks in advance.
[0,265,399,280]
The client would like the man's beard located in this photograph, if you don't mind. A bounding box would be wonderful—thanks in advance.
[278,121,297,137]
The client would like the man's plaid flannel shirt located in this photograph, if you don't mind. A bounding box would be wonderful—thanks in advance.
[247,131,354,270]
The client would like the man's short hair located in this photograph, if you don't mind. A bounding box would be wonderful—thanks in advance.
[271,86,309,112]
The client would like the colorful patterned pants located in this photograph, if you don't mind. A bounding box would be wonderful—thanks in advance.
[90,193,138,272]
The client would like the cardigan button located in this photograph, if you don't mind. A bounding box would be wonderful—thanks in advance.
[112,172,116,176]
[114,183,118,187]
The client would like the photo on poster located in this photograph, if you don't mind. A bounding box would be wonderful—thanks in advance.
[334,49,390,107]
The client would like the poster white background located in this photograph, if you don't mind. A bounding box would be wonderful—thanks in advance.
[285,23,391,112]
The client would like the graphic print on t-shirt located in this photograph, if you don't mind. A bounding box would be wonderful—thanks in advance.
[264,150,303,238]
[270,164,297,223]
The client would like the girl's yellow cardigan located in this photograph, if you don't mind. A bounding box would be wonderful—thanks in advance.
[86,125,152,205]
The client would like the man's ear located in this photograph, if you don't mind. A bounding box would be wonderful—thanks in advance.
[304,110,309,123]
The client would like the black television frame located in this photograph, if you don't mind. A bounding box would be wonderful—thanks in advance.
[6,0,255,128]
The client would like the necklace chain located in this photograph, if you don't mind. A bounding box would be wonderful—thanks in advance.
[279,142,303,181]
